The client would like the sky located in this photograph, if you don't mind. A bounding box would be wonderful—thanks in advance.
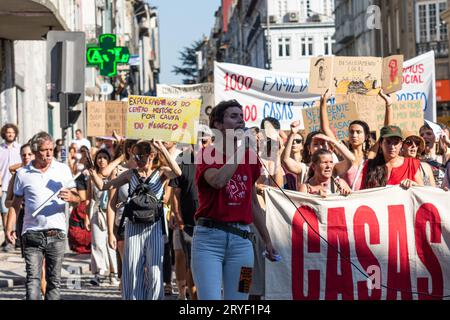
[148,0,221,85]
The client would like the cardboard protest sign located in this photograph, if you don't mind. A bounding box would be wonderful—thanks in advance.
[302,102,357,141]
[126,96,201,144]
[301,96,424,140]
[382,55,403,93]
[309,55,403,96]
[87,101,126,137]
[157,83,213,125]
[352,96,424,135]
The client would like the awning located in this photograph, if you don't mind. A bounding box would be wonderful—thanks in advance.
[436,79,450,102]
[0,0,68,40]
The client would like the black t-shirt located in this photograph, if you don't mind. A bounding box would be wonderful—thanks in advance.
[75,173,88,191]
[169,151,197,227]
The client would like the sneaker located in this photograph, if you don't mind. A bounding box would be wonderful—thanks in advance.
[2,243,14,253]
[89,275,102,286]
[164,283,172,296]
[110,273,120,286]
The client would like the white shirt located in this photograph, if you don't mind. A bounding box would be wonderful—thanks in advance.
[14,159,76,235]
[0,142,21,191]
[71,138,91,150]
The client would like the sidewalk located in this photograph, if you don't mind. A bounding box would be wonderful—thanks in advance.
[0,229,91,289]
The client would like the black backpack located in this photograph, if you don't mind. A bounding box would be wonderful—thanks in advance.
[118,169,164,232]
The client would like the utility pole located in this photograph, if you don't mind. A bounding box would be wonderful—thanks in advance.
[266,0,271,70]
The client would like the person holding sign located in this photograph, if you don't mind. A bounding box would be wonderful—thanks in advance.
[89,140,181,300]
[192,100,278,300]
[319,89,393,190]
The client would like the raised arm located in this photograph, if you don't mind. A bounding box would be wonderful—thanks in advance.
[319,89,337,140]
[379,89,393,126]
[313,133,356,176]
[281,121,306,175]
[152,140,182,180]
[89,167,131,191]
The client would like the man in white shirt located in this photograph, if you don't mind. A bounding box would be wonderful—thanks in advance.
[71,129,91,150]
[5,131,80,300]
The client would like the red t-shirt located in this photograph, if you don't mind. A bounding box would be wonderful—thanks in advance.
[361,157,420,189]
[195,146,261,224]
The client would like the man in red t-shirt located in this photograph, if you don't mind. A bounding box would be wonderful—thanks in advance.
[191,100,278,300]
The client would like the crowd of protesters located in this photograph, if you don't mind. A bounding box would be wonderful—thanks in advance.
[1,86,449,301]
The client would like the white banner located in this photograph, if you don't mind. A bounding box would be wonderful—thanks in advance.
[157,83,214,125]
[214,62,320,129]
[264,186,450,300]
[396,51,436,122]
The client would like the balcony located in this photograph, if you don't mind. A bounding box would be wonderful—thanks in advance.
[416,41,449,58]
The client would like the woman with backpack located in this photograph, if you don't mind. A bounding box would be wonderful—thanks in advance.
[89,140,181,300]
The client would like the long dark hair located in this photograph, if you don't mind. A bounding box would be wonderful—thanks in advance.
[364,138,387,188]
[94,149,111,172]
[348,120,371,159]
[302,130,324,164]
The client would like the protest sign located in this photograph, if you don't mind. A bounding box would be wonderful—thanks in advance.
[86,101,126,137]
[157,83,213,125]
[301,97,424,139]
[309,55,403,96]
[264,186,450,300]
[302,102,357,141]
[214,61,321,130]
[126,96,201,144]
[396,51,436,122]
[353,96,424,135]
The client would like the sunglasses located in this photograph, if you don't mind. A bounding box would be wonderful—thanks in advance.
[134,154,148,161]
[404,139,420,147]
[200,138,209,144]
[293,139,303,144]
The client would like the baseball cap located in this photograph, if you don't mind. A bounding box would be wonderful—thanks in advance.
[380,125,403,139]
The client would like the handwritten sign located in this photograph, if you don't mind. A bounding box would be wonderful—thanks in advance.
[353,96,424,135]
[126,96,201,144]
[87,101,126,137]
[157,83,213,125]
[309,55,403,95]
[302,102,357,141]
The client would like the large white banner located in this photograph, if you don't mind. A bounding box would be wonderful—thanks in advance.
[157,83,214,125]
[396,51,436,122]
[264,186,450,300]
[214,62,319,129]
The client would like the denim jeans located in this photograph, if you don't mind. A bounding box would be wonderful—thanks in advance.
[191,224,254,300]
[23,230,66,300]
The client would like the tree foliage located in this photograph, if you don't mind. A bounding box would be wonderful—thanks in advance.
[172,39,203,84]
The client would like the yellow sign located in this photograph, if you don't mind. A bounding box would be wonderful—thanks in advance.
[126,96,201,144]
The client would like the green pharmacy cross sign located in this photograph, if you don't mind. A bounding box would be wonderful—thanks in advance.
[86,34,130,77]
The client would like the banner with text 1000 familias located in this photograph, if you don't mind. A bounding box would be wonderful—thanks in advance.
[214,61,319,130]
[264,186,450,300]
[126,96,201,144]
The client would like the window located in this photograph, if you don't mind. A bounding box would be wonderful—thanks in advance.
[417,1,448,43]
[278,37,291,57]
[301,37,314,56]
[324,36,334,55]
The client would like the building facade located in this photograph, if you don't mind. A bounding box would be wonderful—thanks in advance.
[0,0,160,142]
[198,0,336,81]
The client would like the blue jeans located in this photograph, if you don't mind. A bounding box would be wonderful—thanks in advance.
[23,230,66,300]
[191,224,254,300]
